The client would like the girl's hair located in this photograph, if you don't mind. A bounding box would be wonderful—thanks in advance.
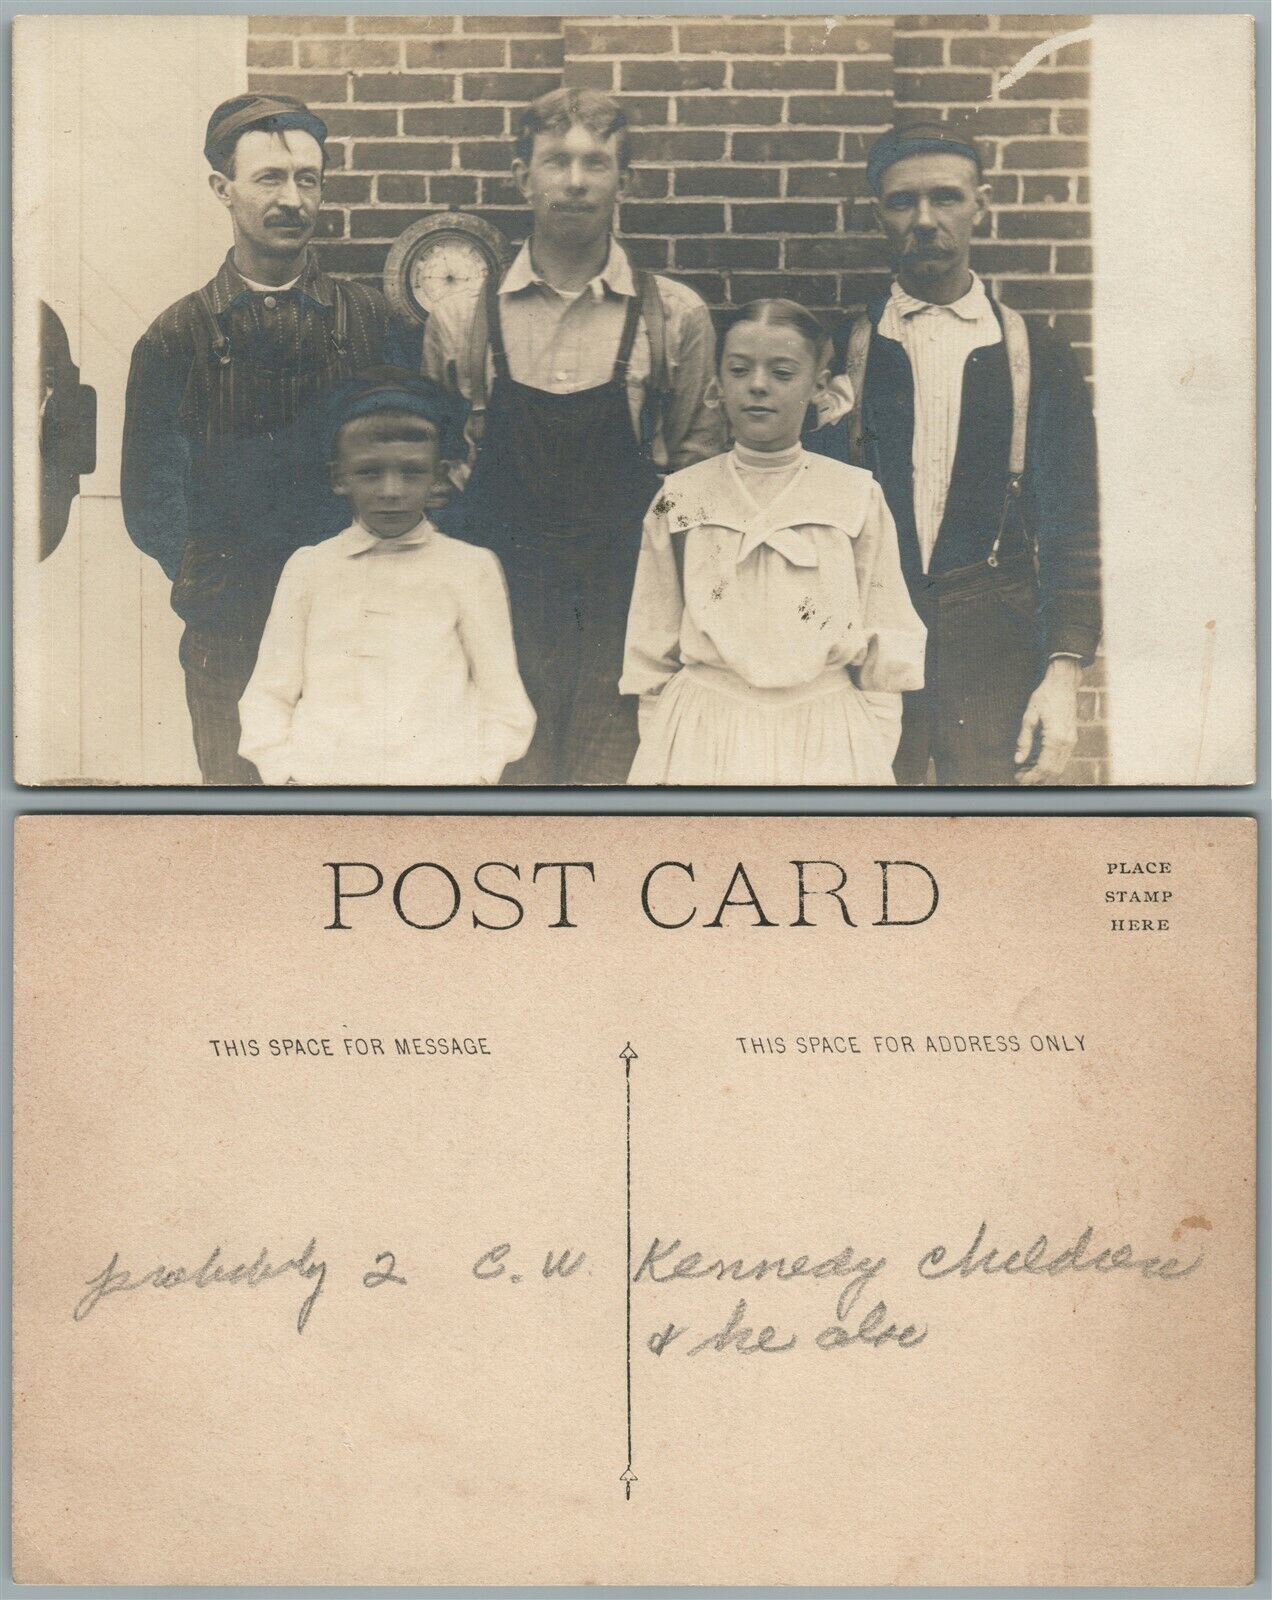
[719,298,830,367]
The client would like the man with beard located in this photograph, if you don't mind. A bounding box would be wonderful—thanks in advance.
[815,121,1100,786]
[121,94,416,784]
[423,88,725,785]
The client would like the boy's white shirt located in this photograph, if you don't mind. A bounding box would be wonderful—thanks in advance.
[238,518,535,786]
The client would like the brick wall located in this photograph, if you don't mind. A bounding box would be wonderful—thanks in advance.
[246,12,1105,782]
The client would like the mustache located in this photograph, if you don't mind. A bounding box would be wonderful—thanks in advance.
[266,211,308,227]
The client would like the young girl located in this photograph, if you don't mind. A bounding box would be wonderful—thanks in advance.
[620,299,925,786]
[238,370,534,785]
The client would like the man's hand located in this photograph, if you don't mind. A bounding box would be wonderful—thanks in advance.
[1014,656,1080,785]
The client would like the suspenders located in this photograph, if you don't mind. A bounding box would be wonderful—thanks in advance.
[194,279,351,368]
[842,301,1032,567]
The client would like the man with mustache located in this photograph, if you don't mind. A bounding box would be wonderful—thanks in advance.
[818,121,1100,786]
[121,94,416,783]
[423,88,725,785]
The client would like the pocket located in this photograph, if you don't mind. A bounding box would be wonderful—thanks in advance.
[170,545,234,627]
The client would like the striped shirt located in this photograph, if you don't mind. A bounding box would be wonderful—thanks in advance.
[878,272,1001,574]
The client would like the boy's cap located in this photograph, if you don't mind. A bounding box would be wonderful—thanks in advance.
[204,93,328,164]
[324,367,470,462]
[866,119,984,194]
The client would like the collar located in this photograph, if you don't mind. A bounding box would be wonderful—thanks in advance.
[663,450,874,568]
[887,271,993,324]
[205,249,335,314]
[500,235,634,301]
[341,517,437,556]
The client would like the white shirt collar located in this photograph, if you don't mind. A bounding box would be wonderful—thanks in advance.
[890,271,994,324]
[342,517,437,556]
[500,235,635,301]
[237,268,302,295]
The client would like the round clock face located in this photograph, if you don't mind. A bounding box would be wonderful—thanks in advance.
[383,212,511,326]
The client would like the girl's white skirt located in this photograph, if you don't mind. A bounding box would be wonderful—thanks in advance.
[629,663,898,787]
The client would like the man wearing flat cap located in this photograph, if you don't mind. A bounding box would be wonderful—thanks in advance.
[121,94,417,784]
[815,120,1100,786]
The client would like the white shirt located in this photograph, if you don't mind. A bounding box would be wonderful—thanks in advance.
[620,448,926,702]
[238,520,535,785]
[878,272,1001,572]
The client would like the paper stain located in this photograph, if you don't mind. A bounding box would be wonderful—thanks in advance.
[1171,1215,1213,1242]
[994,25,1094,97]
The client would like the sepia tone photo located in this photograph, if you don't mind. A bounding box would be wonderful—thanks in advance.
[11,11,1256,786]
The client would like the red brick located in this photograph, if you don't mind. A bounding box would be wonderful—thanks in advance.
[374,175,428,204]
[612,95,670,126]
[786,236,890,271]
[971,243,1051,273]
[1056,108,1090,136]
[1051,312,1093,344]
[895,70,993,102]
[676,167,780,199]
[431,175,480,205]
[950,35,1054,67]
[314,210,345,239]
[732,131,838,163]
[354,16,455,34]
[563,23,673,54]
[676,22,786,54]
[405,38,506,69]
[299,39,399,68]
[403,106,504,138]
[998,208,1090,240]
[997,277,1091,310]
[351,141,452,171]
[247,71,348,102]
[249,16,349,35]
[457,139,515,171]
[894,37,944,68]
[677,96,783,128]
[481,175,522,206]
[1021,174,1072,202]
[562,60,614,90]
[321,173,372,203]
[841,58,893,91]
[677,237,780,270]
[676,273,727,305]
[896,14,989,30]
[461,15,560,34]
[622,202,726,235]
[623,237,670,270]
[353,208,444,239]
[732,202,839,234]
[1055,244,1093,273]
[1003,139,1088,169]
[511,37,564,69]
[964,106,1052,135]
[840,271,892,305]
[626,167,669,199]
[461,71,560,102]
[788,93,893,127]
[247,39,294,68]
[315,243,389,275]
[787,167,852,198]
[788,21,894,54]
[353,73,454,104]
[1001,70,1088,101]
[732,60,837,91]
[630,130,726,163]
[991,175,1022,203]
[322,109,397,138]
[1076,175,1090,203]
[996,15,1083,33]
[621,59,725,92]
[731,273,839,307]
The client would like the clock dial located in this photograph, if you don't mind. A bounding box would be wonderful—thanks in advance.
[410,236,491,311]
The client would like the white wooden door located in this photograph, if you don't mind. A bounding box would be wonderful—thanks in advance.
[14,15,247,783]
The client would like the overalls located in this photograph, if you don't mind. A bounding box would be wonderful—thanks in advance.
[175,283,359,784]
[463,275,662,786]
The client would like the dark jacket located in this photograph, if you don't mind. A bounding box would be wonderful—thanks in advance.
[121,251,417,582]
[808,288,1101,664]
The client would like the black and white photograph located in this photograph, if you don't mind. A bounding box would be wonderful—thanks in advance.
[12,10,1256,786]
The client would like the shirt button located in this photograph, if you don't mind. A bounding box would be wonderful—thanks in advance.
[263,295,277,309]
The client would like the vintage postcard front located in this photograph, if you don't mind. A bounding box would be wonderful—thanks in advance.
[12,815,1254,1585]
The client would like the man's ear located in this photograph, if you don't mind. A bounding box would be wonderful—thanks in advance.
[616,163,632,203]
[329,459,347,498]
[511,158,531,202]
[973,181,992,226]
[207,170,233,211]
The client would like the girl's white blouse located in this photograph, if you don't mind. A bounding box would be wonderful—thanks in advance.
[620,449,927,700]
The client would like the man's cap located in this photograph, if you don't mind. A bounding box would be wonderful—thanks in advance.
[866,120,984,194]
[323,368,470,462]
[204,93,328,165]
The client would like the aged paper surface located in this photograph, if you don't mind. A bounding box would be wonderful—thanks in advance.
[11,13,1256,787]
[12,814,1254,1586]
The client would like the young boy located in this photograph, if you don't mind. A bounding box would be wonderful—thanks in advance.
[238,370,535,785]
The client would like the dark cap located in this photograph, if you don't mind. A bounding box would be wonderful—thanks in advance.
[203,93,328,166]
[323,368,471,463]
[866,119,984,194]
